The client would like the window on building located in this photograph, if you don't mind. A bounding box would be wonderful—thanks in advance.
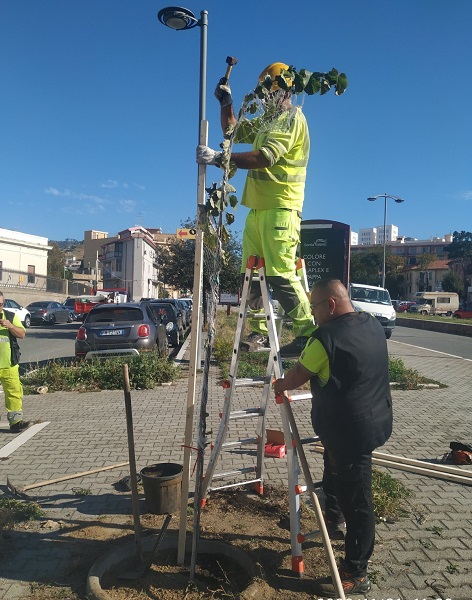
[28,265,35,284]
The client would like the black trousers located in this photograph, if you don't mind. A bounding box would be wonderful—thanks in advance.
[322,449,375,577]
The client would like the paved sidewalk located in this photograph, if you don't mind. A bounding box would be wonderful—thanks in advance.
[0,334,471,599]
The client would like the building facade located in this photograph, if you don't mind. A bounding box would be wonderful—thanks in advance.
[0,227,51,289]
[100,226,160,300]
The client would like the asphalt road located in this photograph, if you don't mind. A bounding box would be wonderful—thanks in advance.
[17,320,472,371]
[393,322,472,360]
[19,321,80,368]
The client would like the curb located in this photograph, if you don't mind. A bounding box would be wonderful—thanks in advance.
[86,531,261,600]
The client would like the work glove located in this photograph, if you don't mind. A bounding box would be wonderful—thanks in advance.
[196,145,224,167]
[214,81,233,107]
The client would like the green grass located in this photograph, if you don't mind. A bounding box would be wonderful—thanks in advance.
[22,352,180,393]
[0,498,45,530]
[372,468,412,522]
[398,312,472,324]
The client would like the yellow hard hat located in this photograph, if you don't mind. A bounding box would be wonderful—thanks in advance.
[258,62,292,91]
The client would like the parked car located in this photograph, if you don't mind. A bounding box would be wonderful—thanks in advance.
[179,299,193,322]
[63,297,79,321]
[3,299,31,328]
[26,301,72,325]
[397,301,415,313]
[142,301,184,347]
[163,299,190,329]
[75,303,167,359]
[452,304,472,319]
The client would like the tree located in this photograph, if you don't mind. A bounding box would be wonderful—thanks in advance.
[350,248,405,298]
[158,239,195,296]
[47,243,66,279]
[441,271,462,294]
[157,218,242,297]
[350,247,383,285]
[446,231,472,301]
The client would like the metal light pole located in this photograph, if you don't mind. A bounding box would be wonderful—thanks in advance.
[157,6,208,567]
[368,194,405,288]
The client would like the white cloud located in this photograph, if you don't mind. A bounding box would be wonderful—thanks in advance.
[100,179,120,189]
[44,187,62,196]
[45,187,111,214]
[119,199,136,212]
[460,191,472,201]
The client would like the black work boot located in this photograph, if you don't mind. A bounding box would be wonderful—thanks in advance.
[9,421,31,433]
[239,332,270,352]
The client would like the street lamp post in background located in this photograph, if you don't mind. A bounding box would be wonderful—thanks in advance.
[367,194,405,288]
[157,6,208,568]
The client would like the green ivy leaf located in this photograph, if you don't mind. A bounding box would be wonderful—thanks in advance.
[305,75,321,95]
[326,68,339,85]
[293,69,312,94]
[226,213,235,226]
[335,73,348,96]
[320,78,331,95]
[228,194,238,208]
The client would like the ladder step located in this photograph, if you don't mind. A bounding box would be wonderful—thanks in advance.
[222,437,258,448]
[233,377,270,387]
[212,467,257,480]
[209,477,262,493]
[289,392,313,402]
[228,408,263,420]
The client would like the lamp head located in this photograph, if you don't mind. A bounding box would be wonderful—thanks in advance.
[157,6,198,30]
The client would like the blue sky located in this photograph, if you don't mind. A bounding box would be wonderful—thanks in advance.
[1,1,471,243]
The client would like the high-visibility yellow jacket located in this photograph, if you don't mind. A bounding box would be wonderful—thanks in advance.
[234,106,310,212]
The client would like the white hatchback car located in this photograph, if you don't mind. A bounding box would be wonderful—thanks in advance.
[3,299,31,328]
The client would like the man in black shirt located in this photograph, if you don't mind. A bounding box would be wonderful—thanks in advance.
[274,279,392,596]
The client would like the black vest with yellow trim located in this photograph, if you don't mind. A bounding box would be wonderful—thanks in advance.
[309,311,392,461]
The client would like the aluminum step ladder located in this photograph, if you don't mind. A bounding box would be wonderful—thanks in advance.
[200,255,345,590]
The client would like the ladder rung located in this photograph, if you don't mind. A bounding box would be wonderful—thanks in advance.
[209,477,262,493]
[243,311,290,322]
[234,377,269,387]
[222,437,258,448]
[212,467,256,480]
[289,392,313,402]
[229,408,263,420]
[298,530,322,542]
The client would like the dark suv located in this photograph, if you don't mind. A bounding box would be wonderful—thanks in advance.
[75,303,167,359]
[141,301,184,347]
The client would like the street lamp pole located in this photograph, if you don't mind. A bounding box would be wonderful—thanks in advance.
[157,6,208,568]
[367,194,405,288]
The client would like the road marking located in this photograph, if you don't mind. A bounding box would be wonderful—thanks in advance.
[0,422,50,458]
[390,340,472,362]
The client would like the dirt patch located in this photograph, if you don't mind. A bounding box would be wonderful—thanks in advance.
[100,485,342,599]
[9,485,343,599]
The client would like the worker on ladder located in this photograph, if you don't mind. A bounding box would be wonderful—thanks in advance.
[274,279,393,596]
[197,61,315,357]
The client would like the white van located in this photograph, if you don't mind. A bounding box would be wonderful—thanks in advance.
[349,283,396,339]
